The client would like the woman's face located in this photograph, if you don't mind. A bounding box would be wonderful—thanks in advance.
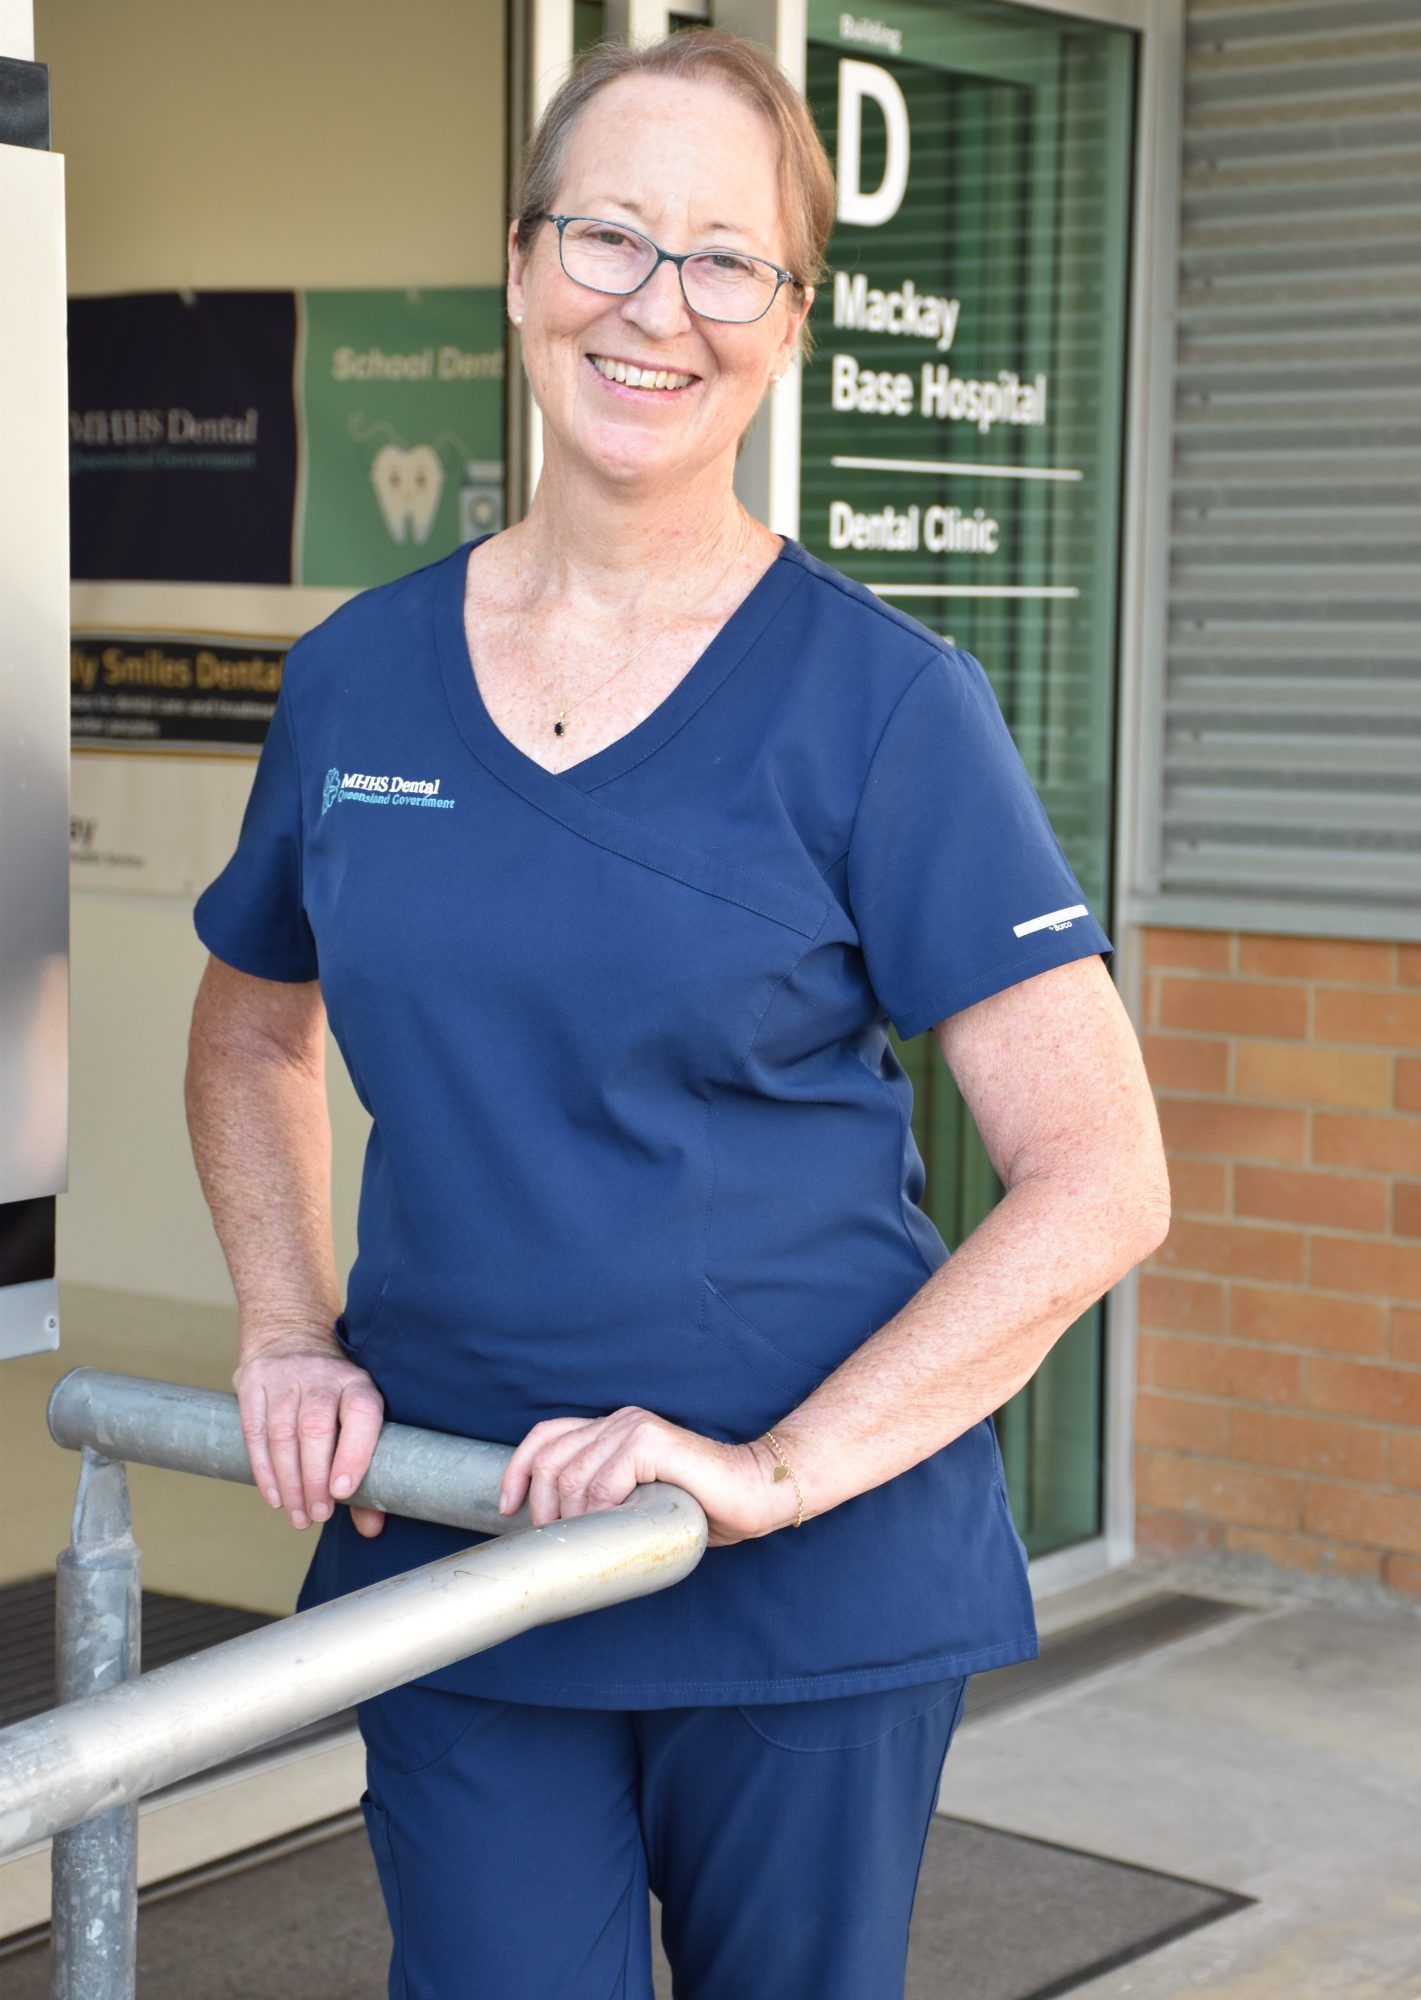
[507,73,813,495]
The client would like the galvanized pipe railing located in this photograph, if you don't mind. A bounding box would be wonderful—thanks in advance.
[44,1368,539,1536]
[48,1451,139,2000]
[0,1368,708,1999]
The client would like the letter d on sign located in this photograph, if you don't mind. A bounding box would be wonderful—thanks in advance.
[836,60,910,227]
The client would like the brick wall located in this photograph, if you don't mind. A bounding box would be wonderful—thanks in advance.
[1136,928,1421,1598]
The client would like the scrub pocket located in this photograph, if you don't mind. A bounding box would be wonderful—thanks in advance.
[734,1674,967,1753]
[357,1676,513,1776]
[335,1262,400,1357]
[695,1275,833,1438]
[359,1790,408,2000]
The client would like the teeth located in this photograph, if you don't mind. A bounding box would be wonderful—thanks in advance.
[591,355,692,391]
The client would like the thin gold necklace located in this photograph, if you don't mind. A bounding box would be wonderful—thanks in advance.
[512,521,753,738]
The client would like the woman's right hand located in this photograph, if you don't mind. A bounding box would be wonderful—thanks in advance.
[234,1335,387,1537]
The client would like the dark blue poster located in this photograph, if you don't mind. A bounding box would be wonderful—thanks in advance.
[68,291,298,584]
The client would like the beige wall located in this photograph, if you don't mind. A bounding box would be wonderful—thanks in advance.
[6,0,505,1609]
[37,0,507,293]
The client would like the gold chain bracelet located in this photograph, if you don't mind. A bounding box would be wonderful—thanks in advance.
[761,1428,804,1529]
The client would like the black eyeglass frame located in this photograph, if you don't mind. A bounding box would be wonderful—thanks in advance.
[535,212,802,325]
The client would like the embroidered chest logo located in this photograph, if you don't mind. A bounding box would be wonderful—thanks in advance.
[322,768,456,813]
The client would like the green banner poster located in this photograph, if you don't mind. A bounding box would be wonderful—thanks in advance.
[297,287,505,588]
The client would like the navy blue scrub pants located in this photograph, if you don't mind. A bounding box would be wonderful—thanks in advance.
[356,1671,970,1998]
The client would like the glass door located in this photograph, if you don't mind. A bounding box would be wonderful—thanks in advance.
[801,0,1136,1556]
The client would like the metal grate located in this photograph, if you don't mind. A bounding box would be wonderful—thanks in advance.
[0,1575,1245,1733]
[0,1575,354,1760]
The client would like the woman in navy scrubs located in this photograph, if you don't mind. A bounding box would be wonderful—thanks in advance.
[187,28,1169,1998]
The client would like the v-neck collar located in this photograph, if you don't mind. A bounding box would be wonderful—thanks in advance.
[433,529,810,797]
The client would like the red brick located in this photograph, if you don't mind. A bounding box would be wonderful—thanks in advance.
[1143,974,1159,1029]
[1235,1043,1391,1110]
[1169,1158,1228,1216]
[1239,937,1395,984]
[1313,1112,1421,1177]
[1394,1307,1421,1365]
[1138,1272,1225,1336]
[1160,978,1307,1040]
[1143,928,1233,972]
[1152,1334,1302,1405]
[1234,1165,1387,1234]
[1395,1184,1421,1238]
[1155,1216,1303,1285]
[1136,1392,1229,1454]
[1158,1098,1306,1162]
[1397,1059,1421,1114]
[1316,989,1421,1052]
[1383,1554,1421,1598]
[1304,1483,1421,1555]
[1223,1526,1382,1580]
[1400,947,1421,988]
[1323,1542,1388,1579]
[1390,1432,1421,1492]
[1230,1408,1385,1481]
[1142,1035,1229,1094]
[1139,1454,1301,1530]
[1233,1285,1385,1357]
[1135,1508,1225,1557]
[1311,1235,1421,1302]
[1308,1357,1421,1426]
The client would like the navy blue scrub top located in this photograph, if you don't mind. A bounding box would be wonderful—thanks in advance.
[193,533,1114,1708]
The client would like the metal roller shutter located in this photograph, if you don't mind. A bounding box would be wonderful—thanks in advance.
[1155,0,1421,940]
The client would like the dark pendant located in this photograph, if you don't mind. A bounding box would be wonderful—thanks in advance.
[553,719,565,736]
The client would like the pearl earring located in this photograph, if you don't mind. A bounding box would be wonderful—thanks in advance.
[512,312,523,326]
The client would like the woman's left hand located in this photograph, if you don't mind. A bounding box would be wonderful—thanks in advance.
[496,1408,800,1547]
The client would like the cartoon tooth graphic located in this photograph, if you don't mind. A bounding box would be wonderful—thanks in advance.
[370,442,445,544]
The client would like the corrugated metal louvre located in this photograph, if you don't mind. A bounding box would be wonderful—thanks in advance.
[1157,0,1421,938]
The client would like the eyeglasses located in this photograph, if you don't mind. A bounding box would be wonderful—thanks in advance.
[536,213,800,325]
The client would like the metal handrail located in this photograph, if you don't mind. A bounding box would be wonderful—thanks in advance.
[0,1368,708,1997]
[48,1365,566,1535]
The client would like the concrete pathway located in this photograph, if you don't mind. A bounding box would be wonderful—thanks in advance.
[940,1554,1421,1999]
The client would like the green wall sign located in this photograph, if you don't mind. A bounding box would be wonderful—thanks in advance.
[298,287,505,588]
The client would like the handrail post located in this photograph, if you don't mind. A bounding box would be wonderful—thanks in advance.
[0,1369,707,1997]
[51,1449,140,2000]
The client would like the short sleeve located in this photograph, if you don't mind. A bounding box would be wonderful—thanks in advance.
[846,648,1113,1041]
[193,667,319,982]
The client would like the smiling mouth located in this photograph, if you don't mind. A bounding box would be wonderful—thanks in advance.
[588,354,698,392]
